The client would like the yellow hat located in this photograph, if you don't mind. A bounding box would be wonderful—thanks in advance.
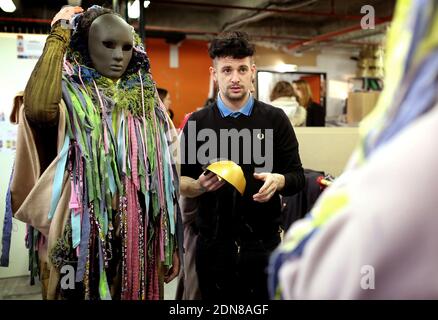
[206,160,246,195]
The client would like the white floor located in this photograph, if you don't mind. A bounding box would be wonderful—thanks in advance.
[0,275,178,300]
[164,278,178,300]
[0,276,42,300]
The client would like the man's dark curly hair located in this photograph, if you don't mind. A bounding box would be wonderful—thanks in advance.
[208,31,255,59]
[69,6,146,75]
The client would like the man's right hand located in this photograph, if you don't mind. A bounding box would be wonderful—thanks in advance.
[198,171,226,193]
[180,173,226,198]
[51,6,83,27]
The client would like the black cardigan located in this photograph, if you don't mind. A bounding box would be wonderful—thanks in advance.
[181,99,305,241]
[306,101,326,127]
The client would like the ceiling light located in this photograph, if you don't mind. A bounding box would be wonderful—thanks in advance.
[128,0,150,19]
[128,0,140,19]
[0,0,16,13]
[275,63,298,73]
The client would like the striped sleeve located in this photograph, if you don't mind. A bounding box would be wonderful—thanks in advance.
[24,22,70,127]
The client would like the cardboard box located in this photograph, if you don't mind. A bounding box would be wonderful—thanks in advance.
[347,91,380,124]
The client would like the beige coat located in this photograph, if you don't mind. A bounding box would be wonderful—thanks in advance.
[10,93,71,299]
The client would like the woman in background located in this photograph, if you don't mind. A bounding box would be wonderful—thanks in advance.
[270,81,306,127]
[158,87,174,120]
[293,79,325,127]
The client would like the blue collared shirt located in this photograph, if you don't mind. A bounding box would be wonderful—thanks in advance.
[217,92,254,118]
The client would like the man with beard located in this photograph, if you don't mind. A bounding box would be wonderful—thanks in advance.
[179,31,304,300]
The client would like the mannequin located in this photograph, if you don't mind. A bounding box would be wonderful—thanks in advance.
[3,6,181,300]
[87,14,133,81]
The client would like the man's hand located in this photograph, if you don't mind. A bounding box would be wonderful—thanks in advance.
[51,6,83,27]
[164,250,180,283]
[253,173,285,203]
[198,171,226,193]
[180,172,226,198]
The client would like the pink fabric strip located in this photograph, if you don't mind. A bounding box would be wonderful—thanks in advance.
[63,59,73,76]
[73,57,86,90]
[122,115,127,175]
[69,181,80,210]
[124,179,132,299]
[159,214,164,262]
[127,177,140,299]
[147,242,154,299]
[37,234,46,252]
[128,115,140,190]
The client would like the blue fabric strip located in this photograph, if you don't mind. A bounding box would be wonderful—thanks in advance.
[161,131,175,235]
[268,228,318,299]
[104,113,117,151]
[71,210,81,249]
[106,162,116,196]
[48,136,70,220]
[117,116,125,172]
[1,167,14,267]
[75,199,90,282]
[143,192,150,226]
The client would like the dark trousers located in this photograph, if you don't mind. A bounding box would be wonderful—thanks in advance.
[195,234,280,300]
